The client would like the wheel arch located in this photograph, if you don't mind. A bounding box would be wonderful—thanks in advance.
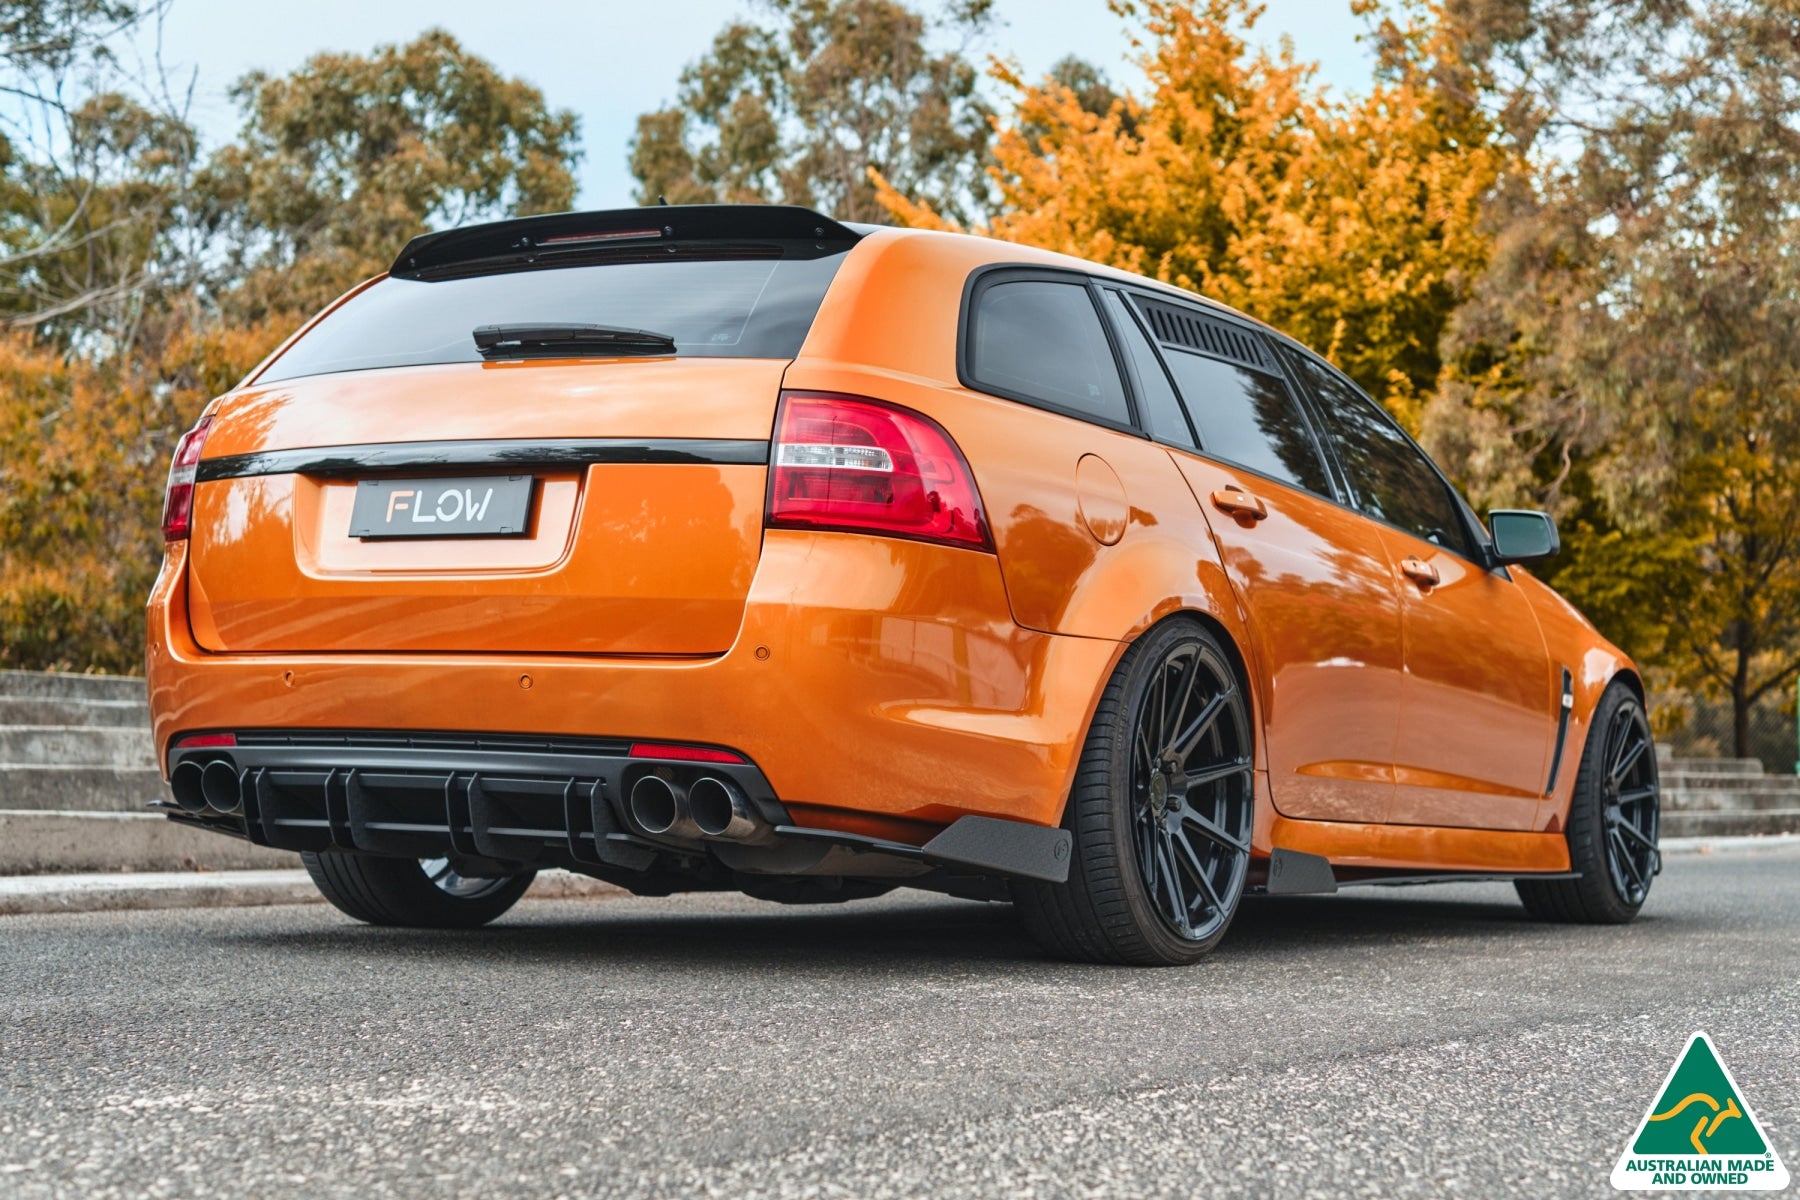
[1049,604,1264,828]
[1611,667,1647,707]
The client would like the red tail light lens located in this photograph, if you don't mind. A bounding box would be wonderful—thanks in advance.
[767,393,991,550]
[161,415,213,541]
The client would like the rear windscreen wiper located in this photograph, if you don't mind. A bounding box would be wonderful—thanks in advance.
[472,323,677,359]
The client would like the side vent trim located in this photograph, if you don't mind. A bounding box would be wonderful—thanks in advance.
[1134,298,1276,372]
[1544,667,1575,797]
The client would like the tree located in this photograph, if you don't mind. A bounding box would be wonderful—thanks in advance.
[878,0,1508,422]
[1423,0,1800,755]
[0,1,198,347]
[630,0,996,224]
[197,29,580,320]
[0,318,284,672]
[0,28,586,673]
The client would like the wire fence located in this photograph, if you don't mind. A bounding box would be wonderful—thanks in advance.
[1650,688,1798,774]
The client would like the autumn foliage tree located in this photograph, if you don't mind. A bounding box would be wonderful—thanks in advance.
[1424,0,1800,755]
[879,0,1509,424]
[0,21,580,672]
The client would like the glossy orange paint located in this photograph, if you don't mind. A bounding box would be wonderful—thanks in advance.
[188,463,767,655]
[1166,452,1404,826]
[1377,524,1554,831]
[147,223,1634,876]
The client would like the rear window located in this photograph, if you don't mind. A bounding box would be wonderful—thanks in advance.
[259,252,851,383]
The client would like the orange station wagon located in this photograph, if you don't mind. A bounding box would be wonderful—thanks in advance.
[146,205,1661,964]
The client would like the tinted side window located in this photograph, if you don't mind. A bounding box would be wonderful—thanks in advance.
[1159,348,1331,494]
[967,279,1130,425]
[1099,289,1195,447]
[1284,348,1474,556]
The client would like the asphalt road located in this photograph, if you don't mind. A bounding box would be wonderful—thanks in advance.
[2,846,1796,1200]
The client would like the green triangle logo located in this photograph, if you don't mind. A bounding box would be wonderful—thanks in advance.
[1612,1033,1790,1191]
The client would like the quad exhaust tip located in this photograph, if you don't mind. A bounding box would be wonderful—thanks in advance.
[629,774,700,839]
[170,760,208,814]
[689,776,756,839]
[199,760,243,815]
[629,773,761,841]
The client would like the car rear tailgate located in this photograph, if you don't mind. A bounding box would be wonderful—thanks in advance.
[185,358,782,656]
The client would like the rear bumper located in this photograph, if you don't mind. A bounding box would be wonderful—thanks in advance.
[147,530,1122,837]
[162,730,1074,885]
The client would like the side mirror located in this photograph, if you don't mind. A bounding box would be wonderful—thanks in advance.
[1488,509,1560,565]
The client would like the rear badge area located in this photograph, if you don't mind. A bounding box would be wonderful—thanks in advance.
[349,475,534,538]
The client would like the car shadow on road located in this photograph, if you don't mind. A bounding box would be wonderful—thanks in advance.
[214,884,1558,971]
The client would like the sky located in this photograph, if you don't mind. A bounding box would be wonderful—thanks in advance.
[135,0,1376,210]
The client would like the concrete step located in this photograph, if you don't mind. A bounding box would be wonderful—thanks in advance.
[1662,772,1794,790]
[1663,757,1766,776]
[0,670,143,702]
[0,810,298,875]
[1661,809,1800,838]
[0,766,165,812]
[0,695,150,728]
[1662,787,1800,813]
[0,726,155,769]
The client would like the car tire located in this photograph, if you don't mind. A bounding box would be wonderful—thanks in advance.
[301,851,536,928]
[1013,618,1255,965]
[1516,682,1660,924]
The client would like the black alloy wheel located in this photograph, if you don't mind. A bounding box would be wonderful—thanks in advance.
[418,856,523,901]
[1014,618,1255,965]
[302,851,536,928]
[1517,682,1660,923]
[1598,702,1661,906]
[1128,637,1255,944]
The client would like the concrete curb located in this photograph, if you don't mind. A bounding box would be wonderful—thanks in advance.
[1659,833,1800,855]
[0,810,300,874]
[0,867,629,917]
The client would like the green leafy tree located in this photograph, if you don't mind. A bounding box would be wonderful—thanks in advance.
[0,1,198,347]
[198,29,581,320]
[630,0,996,223]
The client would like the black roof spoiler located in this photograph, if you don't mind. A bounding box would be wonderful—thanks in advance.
[390,204,863,279]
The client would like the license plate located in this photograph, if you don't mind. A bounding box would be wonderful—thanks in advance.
[349,475,535,539]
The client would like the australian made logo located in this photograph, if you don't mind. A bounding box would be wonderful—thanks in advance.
[1611,1032,1789,1191]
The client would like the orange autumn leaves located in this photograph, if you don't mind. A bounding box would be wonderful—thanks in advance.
[0,321,288,673]
[877,0,1508,429]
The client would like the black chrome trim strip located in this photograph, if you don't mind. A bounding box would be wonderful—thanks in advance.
[196,437,769,482]
[1544,666,1575,797]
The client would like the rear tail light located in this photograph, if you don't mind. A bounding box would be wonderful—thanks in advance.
[161,415,213,541]
[767,392,991,550]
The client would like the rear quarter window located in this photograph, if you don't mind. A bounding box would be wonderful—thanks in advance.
[259,251,851,384]
[962,274,1131,427]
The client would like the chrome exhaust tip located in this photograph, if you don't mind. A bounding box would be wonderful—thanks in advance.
[170,760,208,814]
[200,759,243,815]
[689,776,758,840]
[629,774,698,838]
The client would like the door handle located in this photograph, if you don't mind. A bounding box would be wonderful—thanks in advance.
[1400,556,1439,587]
[1210,488,1267,521]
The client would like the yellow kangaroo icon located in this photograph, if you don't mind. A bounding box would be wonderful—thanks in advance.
[1648,1092,1745,1154]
